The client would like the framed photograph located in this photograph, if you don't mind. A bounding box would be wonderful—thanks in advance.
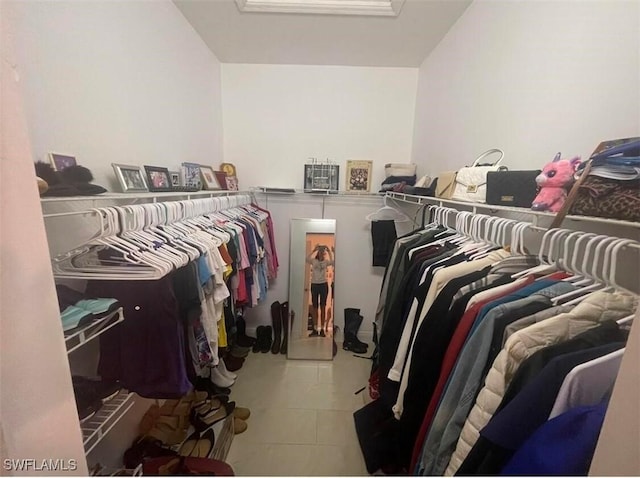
[200,165,220,190]
[169,171,181,187]
[214,170,229,190]
[181,162,202,190]
[225,175,239,191]
[346,160,373,192]
[304,163,339,192]
[112,163,148,193]
[143,165,172,192]
[49,153,77,171]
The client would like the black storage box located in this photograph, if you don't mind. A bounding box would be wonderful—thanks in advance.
[486,170,540,208]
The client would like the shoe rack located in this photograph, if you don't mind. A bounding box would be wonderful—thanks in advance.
[64,307,135,455]
[64,307,125,354]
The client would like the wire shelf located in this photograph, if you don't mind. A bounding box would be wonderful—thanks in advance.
[65,308,124,354]
[82,391,135,455]
[385,192,640,230]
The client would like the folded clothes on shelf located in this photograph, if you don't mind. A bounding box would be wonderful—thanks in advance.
[57,284,121,332]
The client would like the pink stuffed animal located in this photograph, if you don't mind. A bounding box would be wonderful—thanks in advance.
[531,153,581,212]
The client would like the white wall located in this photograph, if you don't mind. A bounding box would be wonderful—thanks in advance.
[412,0,640,175]
[1,3,87,473]
[9,0,224,191]
[246,194,417,340]
[222,64,419,190]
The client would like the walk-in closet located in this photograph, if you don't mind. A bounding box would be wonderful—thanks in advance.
[2,0,639,476]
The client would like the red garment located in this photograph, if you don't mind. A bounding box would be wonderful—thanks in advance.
[409,271,570,470]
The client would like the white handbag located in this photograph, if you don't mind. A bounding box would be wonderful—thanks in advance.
[451,149,505,203]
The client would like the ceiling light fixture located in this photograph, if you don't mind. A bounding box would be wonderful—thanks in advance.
[234,0,405,17]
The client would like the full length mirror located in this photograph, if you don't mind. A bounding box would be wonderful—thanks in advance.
[288,218,336,360]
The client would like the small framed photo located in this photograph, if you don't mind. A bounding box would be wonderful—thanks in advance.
[49,153,77,171]
[225,175,239,191]
[143,165,173,192]
[169,171,181,187]
[181,162,202,190]
[200,165,220,190]
[214,171,229,190]
[346,160,373,192]
[112,163,148,193]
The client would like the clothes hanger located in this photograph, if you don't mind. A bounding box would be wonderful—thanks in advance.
[551,235,621,305]
[365,196,412,223]
[512,227,559,278]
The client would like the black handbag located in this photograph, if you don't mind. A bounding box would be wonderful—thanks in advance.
[486,170,540,207]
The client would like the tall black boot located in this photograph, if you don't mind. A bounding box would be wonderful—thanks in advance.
[280,302,289,354]
[343,308,367,354]
[261,326,273,353]
[345,308,369,351]
[271,301,282,354]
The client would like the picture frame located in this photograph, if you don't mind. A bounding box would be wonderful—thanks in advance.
[49,152,77,171]
[345,160,373,192]
[181,162,202,190]
[304,163,339,192]
[169,171,181,187]
[112,163,148,193]
[214,170,229,190]
[143,165,173,192]
[225,175,239,191]
[200,165,220,190]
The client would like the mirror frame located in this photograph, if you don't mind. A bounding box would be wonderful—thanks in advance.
[287,218,336,360]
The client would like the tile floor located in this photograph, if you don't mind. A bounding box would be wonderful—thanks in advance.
[225,345,372,476]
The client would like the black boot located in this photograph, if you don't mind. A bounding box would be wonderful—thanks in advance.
[236,316,256,348]
[252,326,264,353]
[280,302,289,354]
[271,301,282,354]
[261,326,273,353]
[345,308,369,351]
[343,308,368,354]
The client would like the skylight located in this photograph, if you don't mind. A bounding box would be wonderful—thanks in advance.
[234,0,405,17]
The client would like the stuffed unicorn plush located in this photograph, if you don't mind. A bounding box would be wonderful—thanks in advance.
[531,153,581,212]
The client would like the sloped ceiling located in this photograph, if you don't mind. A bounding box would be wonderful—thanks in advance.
[173,0,472,67]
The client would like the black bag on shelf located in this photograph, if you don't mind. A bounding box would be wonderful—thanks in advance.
[486,170,540,208]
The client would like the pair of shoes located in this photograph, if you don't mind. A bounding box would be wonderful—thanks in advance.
[233,406,251,434]
[309,329,319,337]
[72,376,121,422]
[343,308,369,354]
[270,301,290,354]
[191,401,236,433]
[178,429,215,458]
[252,326,272,353]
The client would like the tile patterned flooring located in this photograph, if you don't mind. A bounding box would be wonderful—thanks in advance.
[225,345,372,475]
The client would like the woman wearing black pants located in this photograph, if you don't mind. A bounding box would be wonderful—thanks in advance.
[306,245,334,337]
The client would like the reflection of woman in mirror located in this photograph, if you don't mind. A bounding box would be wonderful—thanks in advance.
[306,244,334,337]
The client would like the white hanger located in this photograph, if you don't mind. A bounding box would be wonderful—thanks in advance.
[365,196,411,222]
